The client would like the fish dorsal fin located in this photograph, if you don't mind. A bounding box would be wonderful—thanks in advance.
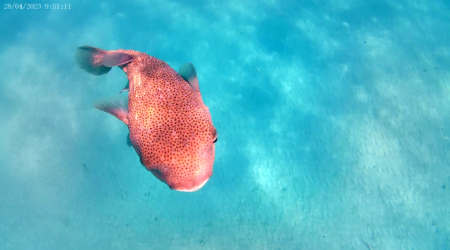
[94,96,129,125]
[179,63,200,92]
[102,52,134,67]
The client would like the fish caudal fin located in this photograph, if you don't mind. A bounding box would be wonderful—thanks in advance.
[179,63,200,92]
[75,46,112,75]
[94,96,129,125]
[75,46,134,75]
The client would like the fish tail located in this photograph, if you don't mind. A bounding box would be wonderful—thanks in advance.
[75,46,112,75]
[75,46,134,76]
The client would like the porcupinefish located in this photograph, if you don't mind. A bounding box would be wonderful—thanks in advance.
[75,46,217,192]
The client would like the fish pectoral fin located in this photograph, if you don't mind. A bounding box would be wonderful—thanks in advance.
[102,52,134,67]
[94,95,129,125]
[178,63,200,92]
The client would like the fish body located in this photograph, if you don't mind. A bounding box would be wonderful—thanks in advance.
[75,46,217,192]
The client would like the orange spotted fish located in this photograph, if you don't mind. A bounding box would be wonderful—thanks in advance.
[75,46,217,192]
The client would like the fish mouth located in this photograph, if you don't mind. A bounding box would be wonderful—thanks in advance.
[174,178,210,192]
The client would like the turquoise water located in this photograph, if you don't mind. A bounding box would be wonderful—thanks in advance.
[1,0,449,249]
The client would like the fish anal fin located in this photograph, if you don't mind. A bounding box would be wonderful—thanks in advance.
[120,80,130,93]
[94,96,129,125]
[127,133,132,147]
[179,63,200,92]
